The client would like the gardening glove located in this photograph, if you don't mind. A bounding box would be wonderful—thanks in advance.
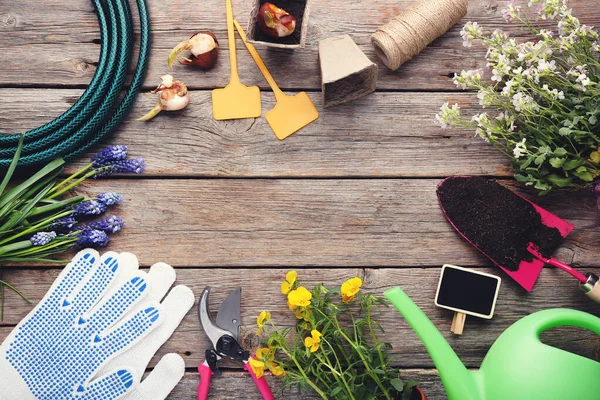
[0,249,194,400]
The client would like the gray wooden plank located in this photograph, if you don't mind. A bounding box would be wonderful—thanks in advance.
[168,369,446,399]
[2,267,598,370]
[2,0,599,90]
[0,179,594,268]
[2,88,512,177]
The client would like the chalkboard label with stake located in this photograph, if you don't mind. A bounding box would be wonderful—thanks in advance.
[435,265,501,335]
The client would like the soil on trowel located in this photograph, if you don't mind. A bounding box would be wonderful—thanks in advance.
[436,176,565,271]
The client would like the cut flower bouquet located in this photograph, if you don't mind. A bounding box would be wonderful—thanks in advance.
[436,0,600,194]
[251,271,419,400]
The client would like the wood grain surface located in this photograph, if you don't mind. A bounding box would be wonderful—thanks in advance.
[1,0,599,399]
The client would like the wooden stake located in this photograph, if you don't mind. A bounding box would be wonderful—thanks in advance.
[451,312,466,335]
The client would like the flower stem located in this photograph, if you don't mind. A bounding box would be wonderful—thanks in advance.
[49,163,93,196]
[48,170,95,199]
[280,347,328,400]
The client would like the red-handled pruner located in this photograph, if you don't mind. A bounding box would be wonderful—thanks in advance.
[198,286,274,400]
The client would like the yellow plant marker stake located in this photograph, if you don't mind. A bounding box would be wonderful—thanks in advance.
[212,0,262,120]
[234,20,319,140]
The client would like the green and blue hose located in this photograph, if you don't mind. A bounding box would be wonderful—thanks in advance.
[0,0,150,168]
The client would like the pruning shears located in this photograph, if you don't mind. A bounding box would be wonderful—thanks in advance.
[197,286,274,400]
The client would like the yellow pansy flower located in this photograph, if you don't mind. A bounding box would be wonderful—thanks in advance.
[295,307,312,321]
[341,277,362,303]
[281,270,298,294]
[288,286,312,309]
[270,363,286,377]
[304,329,322,353]
[256,311,271,336]
[249,358,265,379]
[256,347,275,363]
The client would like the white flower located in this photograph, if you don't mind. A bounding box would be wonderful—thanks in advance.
[512,92,539,113]
[453,70,482,89]
[513,138,527,158]
[434,102,461,129]
[461,22,483,47]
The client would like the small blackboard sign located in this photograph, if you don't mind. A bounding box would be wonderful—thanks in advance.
[435,265,501,334]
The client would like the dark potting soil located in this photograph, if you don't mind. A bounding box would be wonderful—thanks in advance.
[437,176,565,271]
[254,0,306,45]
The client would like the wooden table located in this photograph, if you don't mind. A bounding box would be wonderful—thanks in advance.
[2,0,599,398]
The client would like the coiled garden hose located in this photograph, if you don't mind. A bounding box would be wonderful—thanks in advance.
[0,0,150,168]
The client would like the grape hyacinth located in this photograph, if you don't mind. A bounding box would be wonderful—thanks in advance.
[93,158,146,178]
[29,232,57,247]
[91,145,128,168]
[77,229,110,248]
[84,216,124,233]
[72,200,107,217]
[97,192,123,206]
[49,216,77,230]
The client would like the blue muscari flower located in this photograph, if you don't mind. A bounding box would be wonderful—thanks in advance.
[93,158,145,178]
[77,229,110,248]
[49,216,77,230]
[97,192,123,207]
[85,216,124,233]
[30,231,57,246]
[91,145,128,168]
[72,200,107,217]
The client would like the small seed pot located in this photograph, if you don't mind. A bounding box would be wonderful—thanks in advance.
[246,0,311,49]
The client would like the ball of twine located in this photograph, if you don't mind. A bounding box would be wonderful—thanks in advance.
[371,0,468,71]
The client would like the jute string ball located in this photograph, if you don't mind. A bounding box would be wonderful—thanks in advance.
[371,0,468,71]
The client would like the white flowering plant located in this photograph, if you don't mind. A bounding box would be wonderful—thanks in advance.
[435,0,600,194]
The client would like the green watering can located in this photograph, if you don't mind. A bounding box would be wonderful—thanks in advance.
[385,287,600,400]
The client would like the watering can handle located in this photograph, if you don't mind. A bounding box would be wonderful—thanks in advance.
[521,308,600,337]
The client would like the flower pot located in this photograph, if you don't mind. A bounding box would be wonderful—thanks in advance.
[411,386,427,400]
[246,0,311,49]
[400,385,427,400]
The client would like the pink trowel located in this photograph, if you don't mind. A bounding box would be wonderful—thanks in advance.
[436,176,599,302]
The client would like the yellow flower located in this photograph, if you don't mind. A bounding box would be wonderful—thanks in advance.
[341,277,362,303]
[281,270,297,294]
[304,329,322,353]
[270,363,286,377]
[295,307,312,321]
[288,286,312,309]
[256,311,271,336]
[249,358,265,379]
[256,347,275,363]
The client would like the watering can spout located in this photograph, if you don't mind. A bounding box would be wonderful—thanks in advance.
[385,287,480,400]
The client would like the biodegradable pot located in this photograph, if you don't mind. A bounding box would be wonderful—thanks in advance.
[318,34,378,108]
[246,0,311,49]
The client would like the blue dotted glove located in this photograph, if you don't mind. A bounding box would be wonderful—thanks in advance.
[0,249,193,400]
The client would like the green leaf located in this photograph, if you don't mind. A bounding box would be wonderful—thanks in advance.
[0,158,64,210]
[574,170,594,182]
[0,133,24,199]
[329,386,343,397]
[519,156,534,170]
[534,181,550,191]
[514,174,532,183]
[548,174,573,187]
[390,378,404,392]
[549,157,566,168]
[563,159,585,171]
[559,127,571,136]
[589,115,598,125]
[534,155,546,166]
[553,147,567,156]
